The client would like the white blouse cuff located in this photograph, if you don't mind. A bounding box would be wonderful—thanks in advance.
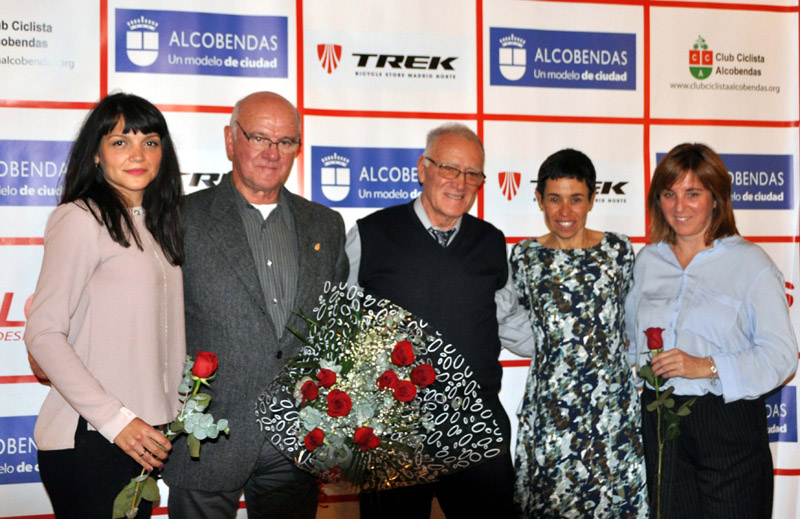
[98,407,137,443]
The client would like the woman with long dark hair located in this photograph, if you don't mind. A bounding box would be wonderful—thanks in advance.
[25,92,185,518]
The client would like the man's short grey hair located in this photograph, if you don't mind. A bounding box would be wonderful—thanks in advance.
[423,123,484,157]
[229,92,302,134]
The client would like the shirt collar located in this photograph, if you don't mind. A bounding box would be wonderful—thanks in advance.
[413,197,462,234]
[655,235,736,266]
[231,177,290,224]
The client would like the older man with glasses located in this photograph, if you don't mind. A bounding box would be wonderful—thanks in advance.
[163,91,348,519]
[346,123,532,519]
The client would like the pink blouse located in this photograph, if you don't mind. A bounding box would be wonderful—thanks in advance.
[25,202,186,450]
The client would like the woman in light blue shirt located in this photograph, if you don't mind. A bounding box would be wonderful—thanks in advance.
[626,143,797,519]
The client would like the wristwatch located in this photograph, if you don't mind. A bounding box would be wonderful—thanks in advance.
[708,357,718,380]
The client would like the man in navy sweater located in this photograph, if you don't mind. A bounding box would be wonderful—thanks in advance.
[346,123,531,519]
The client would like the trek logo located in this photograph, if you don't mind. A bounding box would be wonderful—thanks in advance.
[353,53,457,70]
[318,43,342,73]
[181,172,223,189]
[529,180,628,195]
[498,171,522,201]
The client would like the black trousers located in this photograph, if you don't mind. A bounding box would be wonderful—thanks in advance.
[38,417,153,519]
[167,440,317,519]
[359,451,516,519]
[641,389,773,519]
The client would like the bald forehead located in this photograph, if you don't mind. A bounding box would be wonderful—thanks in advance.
[430,133,485,168]
[232,92,301,134]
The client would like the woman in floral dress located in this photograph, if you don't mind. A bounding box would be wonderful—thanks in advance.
[510,149,648,518]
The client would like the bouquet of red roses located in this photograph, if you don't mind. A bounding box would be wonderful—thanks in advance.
[257,282,505,492]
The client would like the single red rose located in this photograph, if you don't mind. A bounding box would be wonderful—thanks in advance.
[301,380,319,403]
[644,327,665,351]
[410,364,436,388]
[391,340,415,367]
[191,351,218,379]
[304,428,325,451]
[317,368,337,388]
[376,370,399,390]
[353,426,380,451]
[393,380,417,402]
[327,389,353,417]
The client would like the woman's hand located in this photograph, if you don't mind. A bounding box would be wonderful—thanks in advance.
[651,349,713,380]
[114,418,172,471]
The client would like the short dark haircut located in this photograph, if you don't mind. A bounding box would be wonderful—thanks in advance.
[536,148,596,197]
[648,142,738,245]
[61,92,184,265]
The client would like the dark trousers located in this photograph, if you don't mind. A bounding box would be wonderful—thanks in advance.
[641,389,773,519]
[359,451,516,519]
[38,417,153,519]
[167,440,318,519]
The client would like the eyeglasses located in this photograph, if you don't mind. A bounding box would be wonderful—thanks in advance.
[423,156,485,187]
[235,121,301,154]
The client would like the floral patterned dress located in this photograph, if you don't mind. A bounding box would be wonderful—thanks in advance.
[510,232,648,519]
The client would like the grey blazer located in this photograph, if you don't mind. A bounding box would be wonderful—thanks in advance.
[163,174,348,491]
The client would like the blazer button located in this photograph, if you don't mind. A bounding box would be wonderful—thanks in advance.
[276,350,283,359]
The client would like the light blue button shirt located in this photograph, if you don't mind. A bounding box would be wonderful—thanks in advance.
[625,235,798,402]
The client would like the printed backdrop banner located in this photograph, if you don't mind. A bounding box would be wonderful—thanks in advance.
[1,1,799,518]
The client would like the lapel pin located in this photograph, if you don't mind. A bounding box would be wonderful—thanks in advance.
[314,243,321,251]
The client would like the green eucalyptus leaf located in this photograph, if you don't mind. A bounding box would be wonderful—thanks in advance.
[207,424,219,439]
[194,428,208,441]
[217,419,228,430]
[664,398,675,409]
[112,479,138,518]
[193,393,211,404]
[141,476,160,502]
[188,434,201,458]
[676,405,692,417]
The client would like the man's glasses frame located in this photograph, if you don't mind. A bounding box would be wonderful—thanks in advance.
[423,156,486,187]
[235,121,301,154]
